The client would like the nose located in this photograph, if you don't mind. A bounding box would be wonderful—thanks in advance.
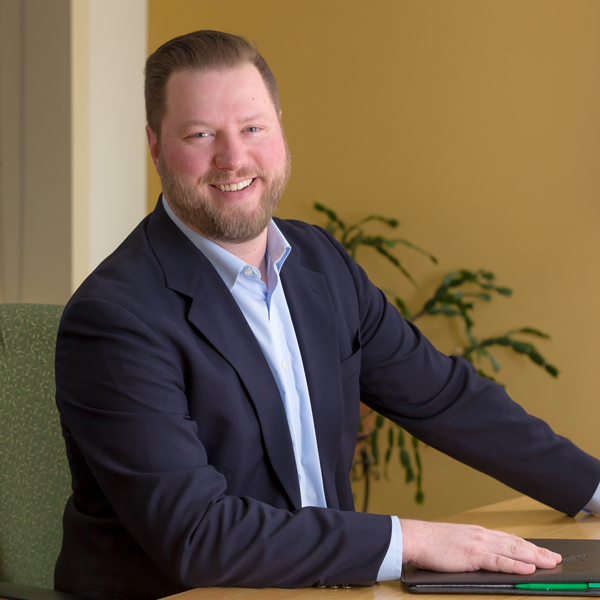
[214,133,245,171]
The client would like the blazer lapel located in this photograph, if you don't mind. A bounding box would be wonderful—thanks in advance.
[147,202,302,509]
[281,252,344,510]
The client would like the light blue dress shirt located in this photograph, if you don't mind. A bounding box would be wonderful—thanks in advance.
[163,196,326,508]
[585,487,600,513]
[162,196,599,580]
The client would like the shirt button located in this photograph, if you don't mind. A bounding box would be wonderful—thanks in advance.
[243,268,253,276]
[281,360,287,369]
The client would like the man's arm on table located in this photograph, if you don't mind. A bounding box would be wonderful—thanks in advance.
[317,223,600,581]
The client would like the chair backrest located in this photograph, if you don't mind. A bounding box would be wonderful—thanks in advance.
[0,304,70,589]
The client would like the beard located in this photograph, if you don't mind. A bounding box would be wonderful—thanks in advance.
[158,146,291,244]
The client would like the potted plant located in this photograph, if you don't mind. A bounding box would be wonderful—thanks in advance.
[315,203,558,511]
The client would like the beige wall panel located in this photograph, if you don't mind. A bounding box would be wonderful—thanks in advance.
[0,0,23,303]
[88,0,147,273]
[148,0,600,519]
[21,0,71,304]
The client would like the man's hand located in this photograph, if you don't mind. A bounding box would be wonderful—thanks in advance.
[400,519,562,574]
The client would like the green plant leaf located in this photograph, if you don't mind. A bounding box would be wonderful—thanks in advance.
[353,215,399,229]
[370,429,379,465]
[400,448,410,468]
[391,238,438,264]
[489,354,502,372]
[511,341,533,354]
[529,351,544,366]
[442,272,458,286]
[496,287,512,296]
[313,203,345,229]
[516,327,551,339]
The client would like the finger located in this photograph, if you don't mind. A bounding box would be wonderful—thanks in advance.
[476,553,537,575]
[534,546,562,567]
[475,537,561,571]
[507,537,561,568]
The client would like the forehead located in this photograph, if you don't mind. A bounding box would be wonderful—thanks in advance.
[163,64,277,124]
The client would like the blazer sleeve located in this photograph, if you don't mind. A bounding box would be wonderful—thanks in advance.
[55,296,392,590]
[321,227,600,516]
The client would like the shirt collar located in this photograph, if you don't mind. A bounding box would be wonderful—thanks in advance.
[162,194,291,291]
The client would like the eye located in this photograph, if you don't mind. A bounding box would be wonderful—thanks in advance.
[244,127,260,133]
[191,132,210,138]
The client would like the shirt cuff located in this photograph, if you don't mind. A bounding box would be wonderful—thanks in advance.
[583,480,600,514]
[376,516,403,581]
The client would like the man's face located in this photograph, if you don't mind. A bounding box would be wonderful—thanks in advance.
[147,64,291,244]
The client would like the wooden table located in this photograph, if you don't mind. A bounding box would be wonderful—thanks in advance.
[162,496,600,600]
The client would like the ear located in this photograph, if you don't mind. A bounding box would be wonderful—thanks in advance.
[146,126,160,174]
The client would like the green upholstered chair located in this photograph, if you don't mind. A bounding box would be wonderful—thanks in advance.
[0,304,86,600]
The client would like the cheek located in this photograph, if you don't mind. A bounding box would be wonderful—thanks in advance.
[164,146,209,177]
[259,138,288,171]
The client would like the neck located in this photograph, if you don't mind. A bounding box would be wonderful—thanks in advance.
[162,195,270,283]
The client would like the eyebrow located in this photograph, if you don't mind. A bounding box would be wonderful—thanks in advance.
[181,112,272,129]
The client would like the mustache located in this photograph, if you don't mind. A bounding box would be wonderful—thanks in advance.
[197,167,267,186]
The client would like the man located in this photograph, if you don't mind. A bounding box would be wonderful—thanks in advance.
[55,30,600,599]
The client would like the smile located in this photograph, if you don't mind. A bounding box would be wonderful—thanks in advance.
[211,178,254,192]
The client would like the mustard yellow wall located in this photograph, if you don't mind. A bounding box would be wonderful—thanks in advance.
[147,0,600,520]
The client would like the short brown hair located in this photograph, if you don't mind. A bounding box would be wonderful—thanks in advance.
[145,30,281,140]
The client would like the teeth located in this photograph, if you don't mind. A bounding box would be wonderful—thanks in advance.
[217,178,253,192]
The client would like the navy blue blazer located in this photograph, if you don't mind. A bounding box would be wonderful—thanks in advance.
[55,200,600,600]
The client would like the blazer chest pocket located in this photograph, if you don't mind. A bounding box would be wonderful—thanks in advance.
[340,345,361,382]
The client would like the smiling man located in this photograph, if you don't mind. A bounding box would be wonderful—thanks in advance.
[54,30,600,600]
